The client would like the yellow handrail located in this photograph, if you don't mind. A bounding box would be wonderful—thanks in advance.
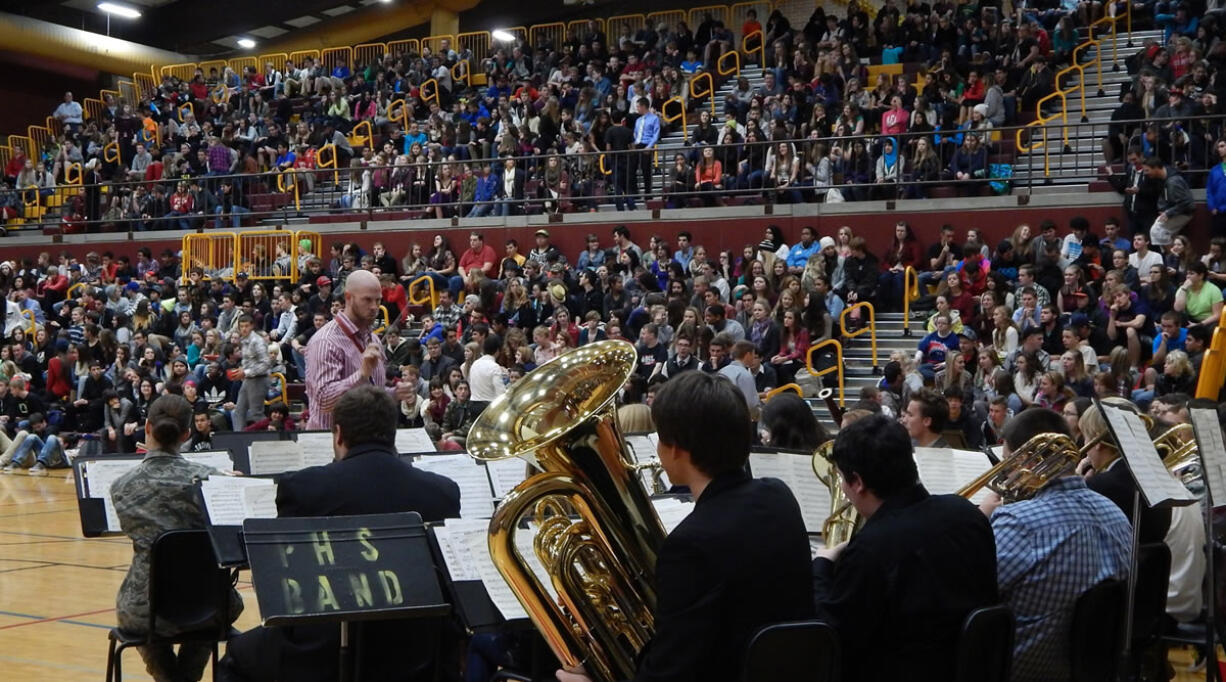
[103,141,121,165]
[408,274,439,309]
[21,309,35,335]
[1018,90,1069,179]
[598,154,612,176]
[177,102,194,123]
[421,78,439,105]
[64,162,83,186]
[67,282,87,300]
[717,49,740,78]
[347,119,373,148]
[661,96,686,142]
[22,185,40,209]
[388,98,409,135]
[276,169,301,213]
[1089,2,1132,72]
[374,305,391,335]
[1073,38,1104,99]
[264,372,288,407]
[741,29,764,68]
[902,266,918,337]
[764,383,802,401]
[317,143,338,184]
[451,61,470,87]
[805,338,845,407]
[689,72,715,117]
[839,301,878,371]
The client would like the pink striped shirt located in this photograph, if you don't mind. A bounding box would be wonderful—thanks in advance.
[304,311,385,431]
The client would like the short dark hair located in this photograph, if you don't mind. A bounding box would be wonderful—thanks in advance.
[482,333,503,355]
[1001,407,1069,452]
[651,371,751,476]
[705,304,726,319]
[333,384,397,449]
[761,394,830,451]
[1142,156,1165,169]
[831,414,918,498]
[909,388,949,432]
[1188,325,1212,344]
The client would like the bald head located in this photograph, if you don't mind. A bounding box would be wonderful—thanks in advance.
[343,270,382,328]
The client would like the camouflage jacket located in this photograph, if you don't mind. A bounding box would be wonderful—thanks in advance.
[111,449,242,633]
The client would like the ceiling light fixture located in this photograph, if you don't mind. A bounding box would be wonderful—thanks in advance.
[491,29,515,42]
[237,38,257,49]
[97,2,141,19]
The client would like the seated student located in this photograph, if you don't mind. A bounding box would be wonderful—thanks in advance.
[243,401,297,433]
[558,371,815,682]
[979,408,1131,682]
[1,412,66,475]
[901,387,951,448]
[111,394,243,681]
[218,385,460,682]
[812,413,998,682]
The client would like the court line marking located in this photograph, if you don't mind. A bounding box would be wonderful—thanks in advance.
[0,606,117,631]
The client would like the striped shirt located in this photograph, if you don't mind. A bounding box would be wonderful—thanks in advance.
[991,476,1132,682]
[304,311,384,431]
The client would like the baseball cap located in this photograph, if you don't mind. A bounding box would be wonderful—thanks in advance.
[958,328,978,341]
[316,275,332,287]
[236,271,249,279]
[535,229,550,237]
[125,281,141,292]
[1070,312,1090,328]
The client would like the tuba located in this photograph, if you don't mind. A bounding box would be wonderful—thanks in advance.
[957,432,1082,503]
[811,440,862,545]
[1154,422,1201,489]
[466,340,666,682]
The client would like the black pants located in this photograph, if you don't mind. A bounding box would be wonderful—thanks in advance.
[634,147,654,199]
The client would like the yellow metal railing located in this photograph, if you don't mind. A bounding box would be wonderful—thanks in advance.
[689,72,715,117]
[317,143,338,184]
[347,119,373,148]
[409,274,439,310]
[421,78,439,105]
[64,162,83,186]
[806,339,845,407]
[103,141,121,165]
[21,309,35,335]
[1195,308,1226,399]
[388,98,409,135]
[717,49,740,78]
[1016,89,1070,180]
[451,60,470,88]
[181,232,238,283]
[237,230,299,281]
[764,383,802,401]
[839,301,878,371]
[374,305,391,335]
[661,96,686,142]
[276,169,301,213]
[1089,2,1132,72]
[741,28,764,68]
[264,373,288,407]
[902,266,919,337]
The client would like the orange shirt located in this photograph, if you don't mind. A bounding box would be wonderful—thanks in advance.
[695,160,723,184]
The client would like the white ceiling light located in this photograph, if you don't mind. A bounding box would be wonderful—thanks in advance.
[97,2,142,19]
[237,38,257,49]
[492,29,515,42]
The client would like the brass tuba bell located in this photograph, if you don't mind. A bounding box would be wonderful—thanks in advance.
[811,440,862,545]
[1153,422,1201,489]
[467,340,667,682]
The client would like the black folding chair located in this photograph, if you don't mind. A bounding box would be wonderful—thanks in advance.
[742,620,840,682]
[1069,578,1128,682]
[1129,542,1173,680]
[955,604,1014,682]
[106,529,239,681]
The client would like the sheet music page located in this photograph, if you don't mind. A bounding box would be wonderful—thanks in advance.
[512,524,558,602]
[86,459,141,532]
[1103,407,1198,507]
[486,458,531,499]
[395,428,436,454]
[201,477,276,526]
[241,483,279,519]
[296,433,336,468]
[914,448,992,503]
[990,445,1005,463]
[432,519,489,582]
[415,454,496,519]
[651,498,694,534]
[248,441,304,475]
[1191,408,1226,508]
[625,435,657,462]
[750,452,831,534]
[182,451,234,471]
[467,530,529,621]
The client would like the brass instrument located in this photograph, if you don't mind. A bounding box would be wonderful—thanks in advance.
[817,387,845,427]
[466,340,667,682]
[957,432,1082,503]
[811,440,862,544]
[1154,422,1201,489]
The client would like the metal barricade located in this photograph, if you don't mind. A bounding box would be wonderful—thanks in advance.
[530,23,566,51]
[321,47,353,74]
[294,230,323,266]
[388,39,420,59]
[717,50,740,78]
[237,230,299,281]
[277,169,301,213]
[181,232,238,283]
[160,63,198,82]
[606,14,646,48]
[354,43,387,69]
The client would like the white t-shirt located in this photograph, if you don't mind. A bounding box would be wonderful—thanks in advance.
[1129,249,1163,275]
[468,354,507,402]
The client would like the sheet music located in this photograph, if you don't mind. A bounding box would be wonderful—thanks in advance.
[395,428,436,454]
[248,441,304,475]
[296,433,336,468]
[432,519,489,582]
[486,458,531,499]
[183,451,234,471]
[242,484,280,519]
[1191,408,1226,508]
[467,530,529,621]
[625,434,672,492]
[201,477,277,526]
[1103,406,1198,507]
[85,459,141,532]
[651,498,694,534]
[914,448,993,504]
[750,452,831,534]
[415,454,496,519]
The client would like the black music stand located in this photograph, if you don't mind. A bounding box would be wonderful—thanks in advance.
[424,524,523,634]
[1188,408,1226,681]
[72,454,143,537]
[243,512,450,682]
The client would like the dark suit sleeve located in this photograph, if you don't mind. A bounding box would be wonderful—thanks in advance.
[633,534,718,682]
[275,470,315,518]
[811,541,886,658]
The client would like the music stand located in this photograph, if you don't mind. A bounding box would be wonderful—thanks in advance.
[72,454,143,537]
[1098,404,1198,665]
[213,430,284,474]
[1189,408,1226,681]
[243,512,451,682]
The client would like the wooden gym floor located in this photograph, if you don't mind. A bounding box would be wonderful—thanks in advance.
[0,471,1212,681]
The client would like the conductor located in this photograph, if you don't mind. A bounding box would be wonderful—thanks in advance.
[304,269,416,430]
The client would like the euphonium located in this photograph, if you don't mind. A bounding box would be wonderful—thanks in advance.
[811,440,862,544]
[466,340,666,682]
[1153,422,1201,489]
[957,432,1082,503]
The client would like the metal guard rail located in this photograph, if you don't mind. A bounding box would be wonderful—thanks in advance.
[806,338,845,408]
[265,372,288,407]
[838,301,878,372]
[764,383,802,401]
[408,274,438,309]
[902,267,919,337]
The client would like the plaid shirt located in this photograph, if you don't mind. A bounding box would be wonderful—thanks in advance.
[432,303,463,329]
[991,476,1132,682]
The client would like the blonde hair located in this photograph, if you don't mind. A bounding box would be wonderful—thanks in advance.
[1078,397,1141,451]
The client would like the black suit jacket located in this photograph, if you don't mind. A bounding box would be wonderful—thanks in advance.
[634,470,815,682]
[1087,458,1171,545]
[261,444,461,682]
[812,485,998,682]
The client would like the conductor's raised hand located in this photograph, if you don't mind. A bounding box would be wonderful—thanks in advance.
[360,343,382,378]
